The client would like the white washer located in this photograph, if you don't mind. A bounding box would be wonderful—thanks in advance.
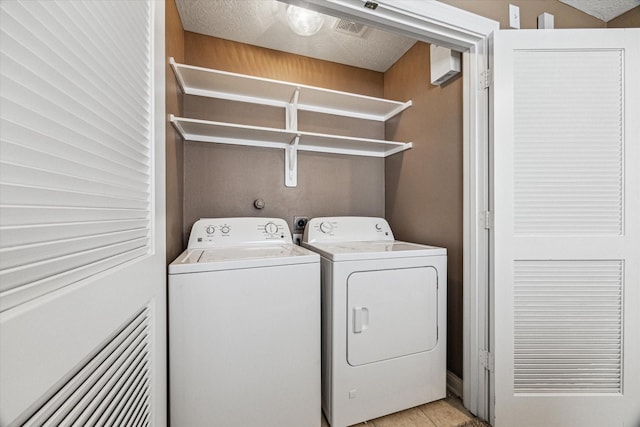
[169,217,321,427]
[303,216,447,427]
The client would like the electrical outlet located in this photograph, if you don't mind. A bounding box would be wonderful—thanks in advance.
[294,216,309,231]
[509,4,520,29]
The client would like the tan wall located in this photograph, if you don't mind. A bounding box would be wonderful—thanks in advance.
[608,6,640,28]
[181,33,387,242]
[166,0,185,264]
[384,42,464,377]
[440,0,605,29]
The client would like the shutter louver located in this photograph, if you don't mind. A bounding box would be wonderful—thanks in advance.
[514,260,623,394]
[513,50,623,236]
[20,307,152,427]
[0,0,152,311]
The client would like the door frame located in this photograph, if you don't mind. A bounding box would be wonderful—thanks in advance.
[286,0,497,419]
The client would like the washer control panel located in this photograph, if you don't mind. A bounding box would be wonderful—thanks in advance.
[303,217,394,243]
[319,221,334,234]
[187,218,292,248]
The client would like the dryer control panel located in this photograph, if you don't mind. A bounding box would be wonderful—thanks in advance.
[304,217,395,243]
[187,218,292,248]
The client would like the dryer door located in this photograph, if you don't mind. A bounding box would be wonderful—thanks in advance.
[347,266,438,366]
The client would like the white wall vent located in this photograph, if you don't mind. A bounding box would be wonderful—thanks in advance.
[333,19,368,37]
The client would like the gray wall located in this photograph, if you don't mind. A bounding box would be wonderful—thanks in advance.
[384,42,465,377]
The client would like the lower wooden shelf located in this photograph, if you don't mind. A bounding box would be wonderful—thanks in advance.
[169,115,412,187]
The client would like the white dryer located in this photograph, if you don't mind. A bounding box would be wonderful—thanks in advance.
[169,217,320,427]
[303,217,447,427]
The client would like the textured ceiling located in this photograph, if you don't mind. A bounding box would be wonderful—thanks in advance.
[558,0,639,21]
[174,0,416,72]
[175,0,639,72]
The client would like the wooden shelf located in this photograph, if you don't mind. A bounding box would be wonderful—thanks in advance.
[169,57,413,187]
[170,58,412,121]
[170,116,412,158]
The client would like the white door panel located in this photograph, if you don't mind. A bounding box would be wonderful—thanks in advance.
[491,29,640,426]
[0,1,166,425]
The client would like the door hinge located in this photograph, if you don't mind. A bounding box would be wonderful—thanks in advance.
[480,68,492,89]
[480,349,494,372]
[481,210,493,230]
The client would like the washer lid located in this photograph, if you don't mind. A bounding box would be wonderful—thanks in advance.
[303,240,446,262]
[169,243,319,274]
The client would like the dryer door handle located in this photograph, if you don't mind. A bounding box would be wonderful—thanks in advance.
[353,306,369,333]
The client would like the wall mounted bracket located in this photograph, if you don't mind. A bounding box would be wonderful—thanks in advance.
[285,136,300,187]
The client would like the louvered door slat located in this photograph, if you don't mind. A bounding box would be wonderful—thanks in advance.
[21,308,151,427]
[80,344,149,426]
[513,260,622,394]
[1,219,149,247]
[513,49,623,236]
[43,325,147,425]
[1,239,149,292]
[71,342,148,426]
[120,375,151,426]
[43,338,148,426]
[107,367,150,427]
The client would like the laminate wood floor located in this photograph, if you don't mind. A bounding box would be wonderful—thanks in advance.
[320,396,489,427]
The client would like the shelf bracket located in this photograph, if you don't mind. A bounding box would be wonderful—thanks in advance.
[286,87,300,131]
[169,57,187,94]
[285,135,300,187]
[285,89,300,187]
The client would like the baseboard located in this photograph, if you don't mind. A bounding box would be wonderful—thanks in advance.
[446,370,463,398]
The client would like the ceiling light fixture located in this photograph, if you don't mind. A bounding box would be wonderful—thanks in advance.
[286,5,325,37]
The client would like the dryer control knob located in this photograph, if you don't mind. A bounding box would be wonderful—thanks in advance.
[375,223,383,231]
[319,222,333,234]
[264,222,279,235]
[205,226,215,235]
[220,226,230,234]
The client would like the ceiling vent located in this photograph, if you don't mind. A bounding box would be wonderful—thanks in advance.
[333,19,368,37]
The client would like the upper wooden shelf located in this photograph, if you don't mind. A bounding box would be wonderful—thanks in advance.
[170,58,412,122]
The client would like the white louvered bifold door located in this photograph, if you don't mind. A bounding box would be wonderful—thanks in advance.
[491,29,640,427]
[0,1,166,426]
[0,0,152,311]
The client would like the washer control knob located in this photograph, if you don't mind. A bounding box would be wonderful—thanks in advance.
[221,226,230,234]
[375,223,383,231]
[264,222,279,235]
[319,222,333,234]
[205,226,215,235]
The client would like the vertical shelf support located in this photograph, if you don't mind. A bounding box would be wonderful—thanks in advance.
[285,88,300,187]
[285,135,300,187]
[286,87,300,131]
